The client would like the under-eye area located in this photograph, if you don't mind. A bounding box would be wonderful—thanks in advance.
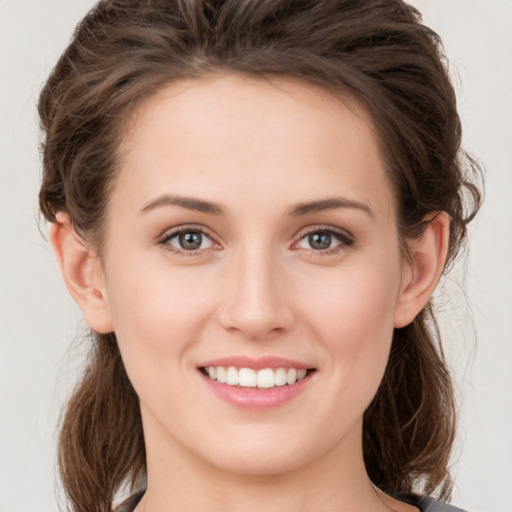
[199,366,317,389]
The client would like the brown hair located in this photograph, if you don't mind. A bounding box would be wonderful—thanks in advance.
[38,1,483,511]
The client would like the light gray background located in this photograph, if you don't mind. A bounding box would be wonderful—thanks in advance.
[1,1,511,511]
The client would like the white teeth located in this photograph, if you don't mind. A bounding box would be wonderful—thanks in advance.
[286,368,297,385]
[226,366,239,385]
[274,367,287,386]
[216,366,226,384]
[238,368,257,387]
[257,368,274,388]
[204,366,311,388]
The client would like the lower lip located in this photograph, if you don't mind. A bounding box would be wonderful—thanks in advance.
[200,371,314,410]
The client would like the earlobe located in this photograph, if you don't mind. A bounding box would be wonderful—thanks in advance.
[49,213,114,333]
[393,212,450,328]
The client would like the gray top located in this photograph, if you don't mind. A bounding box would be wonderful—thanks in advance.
[418,495,467,512]
[115,491,467,512]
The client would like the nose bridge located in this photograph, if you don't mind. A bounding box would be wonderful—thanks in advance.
[219,240,293,339]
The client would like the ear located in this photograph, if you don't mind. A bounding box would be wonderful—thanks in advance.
[393,211,450,328]
[49,212,114,333]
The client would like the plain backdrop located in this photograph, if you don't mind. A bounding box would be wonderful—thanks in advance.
[1,1,511,511]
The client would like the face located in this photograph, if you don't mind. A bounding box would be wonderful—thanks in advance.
[99,74,410,477]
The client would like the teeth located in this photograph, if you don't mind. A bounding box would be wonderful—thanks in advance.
[286,368,297,385]
[274,367,287,386]
[204,366,310,388]
[297,369,307,381]
[257,368,274,388]
[226,366,239,386]
[216,367,226,384]
[239,368,257,387]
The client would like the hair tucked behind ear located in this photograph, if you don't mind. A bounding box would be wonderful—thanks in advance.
[38,1,483,510]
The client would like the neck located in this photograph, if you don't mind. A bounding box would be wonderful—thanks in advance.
[138,417,402,512]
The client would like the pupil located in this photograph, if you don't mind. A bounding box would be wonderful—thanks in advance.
[309,232,331,250]
[179,232,202,250]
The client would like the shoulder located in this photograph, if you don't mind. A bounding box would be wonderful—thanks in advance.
[416,495,468,512]
[113,491,145,512]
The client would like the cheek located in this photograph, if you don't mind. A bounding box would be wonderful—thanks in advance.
[103,263,222,418]
[303,262,400,338]
[104,261,218,368]
[300,260,401,390]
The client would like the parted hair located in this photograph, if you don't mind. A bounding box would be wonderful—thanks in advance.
[38,1,482,511]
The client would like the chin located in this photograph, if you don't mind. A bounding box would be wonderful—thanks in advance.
[191,424,343,477]
[206,449,310,477]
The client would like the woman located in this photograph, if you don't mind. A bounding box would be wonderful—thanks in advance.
[38,1,482,511]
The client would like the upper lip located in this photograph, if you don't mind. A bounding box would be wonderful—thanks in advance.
[198,356,314,370]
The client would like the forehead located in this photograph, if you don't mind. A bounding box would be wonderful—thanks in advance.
[114,73,396,220]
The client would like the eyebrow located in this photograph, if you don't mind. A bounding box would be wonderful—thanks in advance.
[287,197,373,218]
[140,194,225,215]
[140,194,373,218]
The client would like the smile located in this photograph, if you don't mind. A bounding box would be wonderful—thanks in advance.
[198,359,316,409]
[202,366,310,388]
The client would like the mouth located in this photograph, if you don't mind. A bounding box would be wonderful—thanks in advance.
[197,356,317,409]
[199,366,316,389]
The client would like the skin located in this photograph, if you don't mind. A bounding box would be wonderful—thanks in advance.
[51,74,449,512]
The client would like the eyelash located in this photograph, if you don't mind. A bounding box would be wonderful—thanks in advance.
[158,225,218,256]
[157,225,354,257]
[294,226,355,256]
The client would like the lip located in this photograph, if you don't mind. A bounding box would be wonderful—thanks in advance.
[198,355,312,370]
[198,356,316,410]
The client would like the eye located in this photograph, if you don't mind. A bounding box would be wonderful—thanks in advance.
[160,227,216,253]
[295,228,353,253]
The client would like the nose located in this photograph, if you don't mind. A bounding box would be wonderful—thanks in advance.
[217,245,295,341]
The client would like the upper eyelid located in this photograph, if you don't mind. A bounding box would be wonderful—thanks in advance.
[156,223,353,249]
[158,225,220,255]
[293,224,354,241]
[158,224,217,242]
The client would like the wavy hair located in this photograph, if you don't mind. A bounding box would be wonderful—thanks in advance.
[38,1,483,511]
